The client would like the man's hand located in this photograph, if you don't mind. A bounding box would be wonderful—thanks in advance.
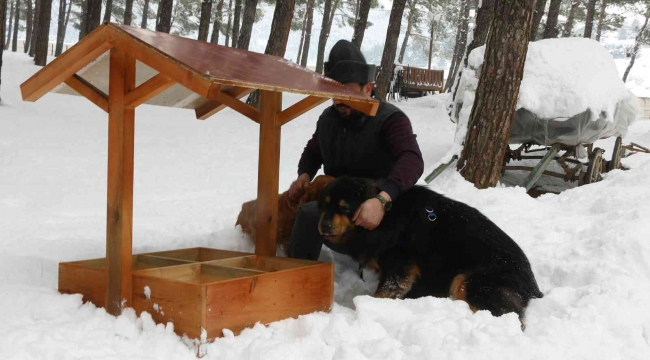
[289,173,311,201]
[353,192,391,230]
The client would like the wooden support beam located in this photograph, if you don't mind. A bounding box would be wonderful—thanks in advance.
[522,144,561,192]
[195,87,254,120]
[277,96,328,126]
[212,91,260,123]
[255,90,282,256]
[335,98,379,117]
[125,73,175,109]
[21,27,113,102]
[105,47,136,316]
[64,74,109,112]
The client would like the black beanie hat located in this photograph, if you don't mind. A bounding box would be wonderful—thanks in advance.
[324,40,376,84]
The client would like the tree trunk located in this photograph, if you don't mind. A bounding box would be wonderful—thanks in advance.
[30,0,39,56]
[103,0,112,23]
[247,0,296,109]
[236,0,257,50]
[316,0,340,74]
[300,0,314,67]
[543,0,561,39]
[1,0,6,98]
[398,0,416,64]
[457,0,535,189]
[622,13,649,83]
[584,0,597,38]
[85,0,102,36]
[225,0,232,46]
[198,0,213,41]
[55,0,66,56]
[375,0,407,100]
[5,0,14,50]
[428,20,434,69]
[34,0,52,66]
[156,0,172,33]
[141,0,149,28]
[296,8,307,63]
[562,0,579,37]
[78,0,85,40]
[11,0,19,52]
[596,0,608,41]
[124,0,133,25]
[451,0,494,103]
[24,0,33,53]
[444,0,469,92]
[351,0,371,48]
[530,0,546,41]
[210,0,224,44]
[232,0,241,47]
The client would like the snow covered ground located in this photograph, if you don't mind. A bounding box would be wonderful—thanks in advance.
[2,51,650,359]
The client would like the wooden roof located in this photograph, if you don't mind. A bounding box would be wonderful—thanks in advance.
[21,23,379,120]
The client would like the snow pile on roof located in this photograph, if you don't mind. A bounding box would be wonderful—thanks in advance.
[466,37,639,120]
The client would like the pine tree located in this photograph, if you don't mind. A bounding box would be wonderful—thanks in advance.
[237,0,257,50]
[11,0,19,52]
[156,0,173,33]
[34,0,52,66]
[198,0,213,41]
[530,0,546,41]
[232,0,241,47]
[140,0,150,28]
[300,0,314,66]
[104,0,113,22]
[124,0,134,25]
[375,0,407,100]
[29,0,39,56]
[543,0,561,39]
[24,0,33,53]
[210,0,224,43]
[623,5,649,82]
[584,0,597,38]
[596,0,609,41]
[55,0,68,56]
[457,0,535,188]
[563,1,580,37]
[1,0,6,101]
[351,0,372,48]
[85,0,102,36]
[225,0,232,45]
[444,0,469,92]
[5,0,14,50]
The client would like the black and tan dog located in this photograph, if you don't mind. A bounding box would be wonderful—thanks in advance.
[318,176,543,328]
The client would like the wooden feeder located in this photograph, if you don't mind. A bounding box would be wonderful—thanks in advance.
[20,23,379,340]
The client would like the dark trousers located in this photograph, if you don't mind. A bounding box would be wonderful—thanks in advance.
[287,201,350,260]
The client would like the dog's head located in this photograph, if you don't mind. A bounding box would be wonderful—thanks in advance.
[317,176,376,241]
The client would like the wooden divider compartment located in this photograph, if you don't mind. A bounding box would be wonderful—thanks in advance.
[59,248,334,341]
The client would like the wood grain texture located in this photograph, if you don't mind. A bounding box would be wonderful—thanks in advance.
[144,247,253,262]
[255,90,282,256]
[105,47,136,316]
[21,26,113,102]
[125,73,175,108]
[205,263,333,337]
[64,74,109,112]
[59,262,107,307]
[277,95,328,126]
[195,86,254,120]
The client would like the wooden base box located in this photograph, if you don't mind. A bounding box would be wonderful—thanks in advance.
[58,247,334,340]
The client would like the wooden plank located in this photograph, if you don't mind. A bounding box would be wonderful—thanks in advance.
[205,263,333,338]
[125,73,175,109]
[195,87,254,120]
[255,90,282,256]
[64,74,109,112]
[336,97,379,117]
[522,144,561,192]
[132,273,206,340]
[21,26,113,102]
[143,247,252,262]
[212,90,260,123]
[105,48,136,316]
[58,262,106,308]
[277,96,328,126]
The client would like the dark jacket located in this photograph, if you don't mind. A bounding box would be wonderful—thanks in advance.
[297,101,424,200]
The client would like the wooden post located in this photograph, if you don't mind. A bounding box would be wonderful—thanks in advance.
[105,47,136,315]
[255,90,282,256]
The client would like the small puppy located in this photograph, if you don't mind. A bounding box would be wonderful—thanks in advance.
[317,176,543,328]
[236,175,335,253]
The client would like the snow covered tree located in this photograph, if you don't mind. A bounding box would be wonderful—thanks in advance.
[456,0,535,189]
[375,0,406,100]
[623,1,649,82]
[198,0,213,41]
[34,0,51,66]
[398,0,421,64]
[444,0,469,92]
[562,0,581,37]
